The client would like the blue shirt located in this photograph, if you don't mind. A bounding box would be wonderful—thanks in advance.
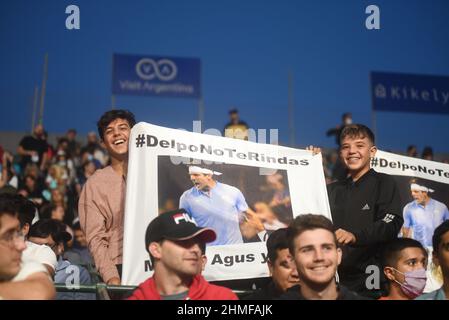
[179,182,249,246]
[415,287,447,300]
[403,198,449,247]
[55,258,96,300]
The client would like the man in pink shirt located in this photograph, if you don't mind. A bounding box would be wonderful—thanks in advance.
[78,110,136,285]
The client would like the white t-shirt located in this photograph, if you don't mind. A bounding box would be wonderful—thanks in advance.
[22,241,58,271]
[12,261,49,282]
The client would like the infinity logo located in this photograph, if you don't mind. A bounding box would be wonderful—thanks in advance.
[135,58,178,81]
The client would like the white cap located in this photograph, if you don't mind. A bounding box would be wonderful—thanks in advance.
[188,166,222,176]
[410,183,434,193]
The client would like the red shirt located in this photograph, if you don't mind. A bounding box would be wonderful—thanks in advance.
[127,274,238,300]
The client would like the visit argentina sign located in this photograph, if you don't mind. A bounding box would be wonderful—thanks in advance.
[112,53,201,98]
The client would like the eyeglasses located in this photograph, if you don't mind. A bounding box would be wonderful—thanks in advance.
[43,242,59,251]
[0,230,25,248]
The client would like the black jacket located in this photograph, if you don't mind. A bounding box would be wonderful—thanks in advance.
[327,169,403,294]
[278,284,370,300]
[243,280,283,300]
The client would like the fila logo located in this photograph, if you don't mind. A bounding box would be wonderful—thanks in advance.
[173,213,197,225]
[382,214,395,224]
[362,204,370,210]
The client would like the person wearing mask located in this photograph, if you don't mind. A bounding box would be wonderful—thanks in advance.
[379,238,427,300]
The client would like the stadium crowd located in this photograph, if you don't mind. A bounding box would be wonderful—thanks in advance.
[0,110,448,300]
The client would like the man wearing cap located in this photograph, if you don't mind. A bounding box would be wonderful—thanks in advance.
[128,209,238,300]
[402,179,449,248]
[180,165,264,246]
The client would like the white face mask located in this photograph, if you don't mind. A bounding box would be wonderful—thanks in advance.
[344,118,352,125]
[31,154,39,163]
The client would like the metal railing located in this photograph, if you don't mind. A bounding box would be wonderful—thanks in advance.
[54,283,137,300]
[54,283,253,300]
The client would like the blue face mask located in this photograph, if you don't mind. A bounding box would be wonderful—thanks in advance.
[50,180,57,189]
[42,189,51,202]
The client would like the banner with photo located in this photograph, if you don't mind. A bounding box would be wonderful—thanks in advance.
[121,122,331,285]
[371,150,449,249]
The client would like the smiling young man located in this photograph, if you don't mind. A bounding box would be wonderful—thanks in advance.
[327,124,403,298]
[280,214,366,300]
[78,110,136,285]
[128,209,238,300]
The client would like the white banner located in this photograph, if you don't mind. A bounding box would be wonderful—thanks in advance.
[371,150,449,291]
[372,150,449,184]
[371,150,449,241]
[122,122,331,285]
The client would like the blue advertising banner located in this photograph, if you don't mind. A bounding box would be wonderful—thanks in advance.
[371,72,449,114]
[112,54,201,98]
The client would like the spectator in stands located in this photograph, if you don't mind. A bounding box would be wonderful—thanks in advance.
[28,219,95,300]
[79,110,136,285]
[128,209,238,300]
[402,179,449,248]
[79,149,102,170]
[10,194,37,237]
[23,163,43,185]
[55,149,76,183]
[76,159,97,189]
[280,214,366,300]
[406,145,418,158]
[41,130,55,167]
[326,112,352,147]
[380,238,427,300]
[50,188,72,224]
[325,151,340,183]
[41,204,65,222]
[224,108,249,140]
[18,174,46,208]
[7,195,58,278]
[422,146,434,161]
[81,131,107,166]
[24,230,58,278]
[66,129,81,160]
[417,220,449,300]
[64,222,94,268]
[245,228,299,299]
[45,164,68,192]
[0,195,55,299]
[17,124,48,172]
[1,150,18,192]
[327,124,403,298]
